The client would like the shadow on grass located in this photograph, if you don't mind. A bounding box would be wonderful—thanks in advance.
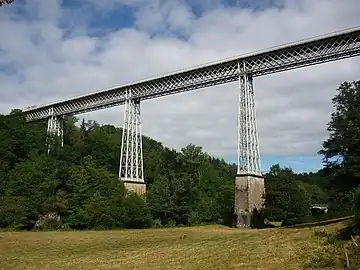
[281,216,354,229]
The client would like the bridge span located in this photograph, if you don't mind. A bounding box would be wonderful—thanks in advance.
[22,26,360,227]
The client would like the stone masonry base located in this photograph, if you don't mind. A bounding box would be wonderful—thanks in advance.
[234,173,265,227]
[124,181,146,195]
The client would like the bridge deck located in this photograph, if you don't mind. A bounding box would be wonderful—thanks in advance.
[23,26,360,121]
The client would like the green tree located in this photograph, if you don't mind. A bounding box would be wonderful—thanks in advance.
[123,194,153,229]
[319,81,360,191]
[264,164,311,221]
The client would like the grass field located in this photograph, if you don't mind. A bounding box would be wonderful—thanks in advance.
[0,222,347,270]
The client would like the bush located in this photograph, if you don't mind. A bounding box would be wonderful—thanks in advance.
[351,186,360,228]
[164,219,176,228]
[304,245,343,268]
[34,212,61,230]
[152,218,162,228]
[303,229,344,268]
[123,194,153,229]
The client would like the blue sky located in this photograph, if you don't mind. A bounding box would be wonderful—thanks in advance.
[226,154,323,173]
[1,0,360,173]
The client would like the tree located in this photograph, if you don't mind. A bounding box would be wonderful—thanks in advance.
[264,164,311,221]
[298,181,328,204]
[319,81,360,191]
[123,194,153,229]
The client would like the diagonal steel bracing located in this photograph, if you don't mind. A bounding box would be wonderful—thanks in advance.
[46,107,64,154]
[237,63,261,175]
[119,90,144,183]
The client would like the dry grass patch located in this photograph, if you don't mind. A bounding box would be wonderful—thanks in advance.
[0,223,346,270]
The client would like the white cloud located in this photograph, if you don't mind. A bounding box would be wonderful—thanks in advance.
[131,0,195,35]
[1,0,360,159]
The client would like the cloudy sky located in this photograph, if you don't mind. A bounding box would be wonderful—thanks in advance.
[1,0,360,173]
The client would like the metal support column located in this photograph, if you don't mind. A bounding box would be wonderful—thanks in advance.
[46,107,63,154]
[237,61,261,175]
[234,61,264,227]
[119,89,146,195]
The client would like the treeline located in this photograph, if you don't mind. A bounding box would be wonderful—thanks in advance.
[0,80,360,230]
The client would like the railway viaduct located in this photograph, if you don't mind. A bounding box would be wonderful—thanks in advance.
[23,26,360,227]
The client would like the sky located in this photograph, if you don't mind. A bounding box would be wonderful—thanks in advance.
[1,0,360,173]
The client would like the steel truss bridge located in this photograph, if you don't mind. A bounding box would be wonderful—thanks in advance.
[23,26,360,195]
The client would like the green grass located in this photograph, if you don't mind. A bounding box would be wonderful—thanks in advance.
[0,222,348,270]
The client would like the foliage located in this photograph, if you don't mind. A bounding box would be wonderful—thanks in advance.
[349,185,360,228]
[319,81,360,191]
[123,193,152,229]
[0,112,236,229]
[318,81,360,227]
[263,164,311,221]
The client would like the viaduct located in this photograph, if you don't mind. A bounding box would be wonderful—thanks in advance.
[22,26,360,227]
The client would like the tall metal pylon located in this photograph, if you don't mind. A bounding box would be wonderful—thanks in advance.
[46,107,64,154]
[119,90,144,187]
[237,61,261,175]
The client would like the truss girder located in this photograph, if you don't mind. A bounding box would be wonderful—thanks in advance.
[24,28,360,121]
[119,92,144,182]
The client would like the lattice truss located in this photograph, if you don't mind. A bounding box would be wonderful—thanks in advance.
[0,0,14,7]
[237,62,261,175]
[119,90,144,182]
[46,108,64,154]
[24,28,360,122]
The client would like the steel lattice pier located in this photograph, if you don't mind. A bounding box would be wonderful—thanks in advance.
[237,62,261,174]
[119,90,144,183]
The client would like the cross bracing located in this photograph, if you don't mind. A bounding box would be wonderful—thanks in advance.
[119,91,144,182]
[24,26,360,122]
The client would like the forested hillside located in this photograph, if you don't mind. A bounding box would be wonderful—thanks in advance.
[0,113,236,229]
[1,80,360,230]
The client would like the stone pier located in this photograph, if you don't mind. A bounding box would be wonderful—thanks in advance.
[124,181,146,195]
[234,173,265,227]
